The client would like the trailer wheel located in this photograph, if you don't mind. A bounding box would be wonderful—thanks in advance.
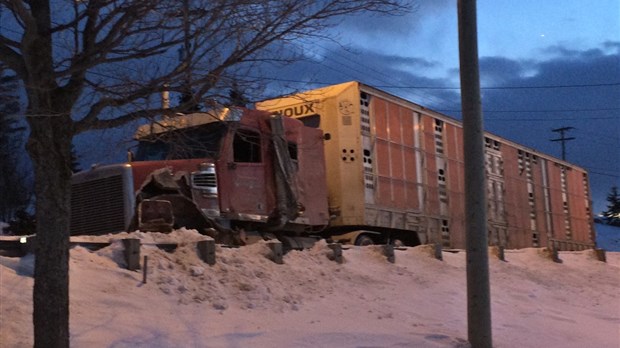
[355,235,374,246]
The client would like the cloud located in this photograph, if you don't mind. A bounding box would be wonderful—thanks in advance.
[254,42,461,111]
[603,41,620,51]
[335,0,454,39]
[478,57,532,85]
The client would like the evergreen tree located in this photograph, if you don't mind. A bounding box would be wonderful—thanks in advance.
[0,70,31,222]
[602,186,620,226]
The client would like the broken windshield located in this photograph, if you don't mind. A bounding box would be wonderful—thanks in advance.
[135,122,229,161]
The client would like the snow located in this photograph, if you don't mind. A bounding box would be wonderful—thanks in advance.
[1,229,619,348]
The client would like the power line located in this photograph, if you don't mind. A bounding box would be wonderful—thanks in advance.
[577,129,619,145]
[440,107,620,114]
[585,164,620,172]
[308,41,461,110]
[242,74,620,91]
[3,11,619,93]
[587,170,620,179]
[288,40,458,111]
[484,116,617,122]
[375,82,620,90]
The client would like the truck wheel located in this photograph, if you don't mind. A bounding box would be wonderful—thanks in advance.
[355,235,374,246]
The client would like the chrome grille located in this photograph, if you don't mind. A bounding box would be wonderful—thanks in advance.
[71,175,126,235]
[192,172,217,188]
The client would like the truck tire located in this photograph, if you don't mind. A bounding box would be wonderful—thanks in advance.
[355,234,374,246]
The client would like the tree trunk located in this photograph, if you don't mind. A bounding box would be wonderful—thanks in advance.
[27,114,73,348]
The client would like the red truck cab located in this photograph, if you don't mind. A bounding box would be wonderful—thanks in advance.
[70,108,329,244]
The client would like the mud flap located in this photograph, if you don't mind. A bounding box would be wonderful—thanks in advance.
[138,199,174,232]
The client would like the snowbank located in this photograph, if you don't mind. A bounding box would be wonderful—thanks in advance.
[1,229,619,347]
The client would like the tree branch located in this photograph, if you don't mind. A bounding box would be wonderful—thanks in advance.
[0,39,26,77]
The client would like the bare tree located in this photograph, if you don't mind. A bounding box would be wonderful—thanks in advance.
[0,0,412,346]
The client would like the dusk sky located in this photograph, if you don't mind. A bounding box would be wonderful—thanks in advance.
[74,0,619,214]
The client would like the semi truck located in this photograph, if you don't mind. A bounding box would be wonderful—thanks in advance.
[70,81,595,250]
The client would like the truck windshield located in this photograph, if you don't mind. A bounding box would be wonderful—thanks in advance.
[135,122,228,161]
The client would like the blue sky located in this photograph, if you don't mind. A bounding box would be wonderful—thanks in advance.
[334,0,619,74]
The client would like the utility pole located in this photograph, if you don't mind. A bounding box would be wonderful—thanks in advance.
[457,1,493,348]
[550,127,575,161]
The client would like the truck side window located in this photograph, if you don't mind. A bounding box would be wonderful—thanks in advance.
[288,142,298,171]
[233,129,261,163]
[288,142,298,161]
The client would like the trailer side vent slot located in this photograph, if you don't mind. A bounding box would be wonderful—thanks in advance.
[441,219,451,247]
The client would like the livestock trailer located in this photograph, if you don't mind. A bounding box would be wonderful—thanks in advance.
[257,81,594,249]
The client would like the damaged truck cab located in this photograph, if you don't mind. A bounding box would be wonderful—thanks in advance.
[71,108,329,245]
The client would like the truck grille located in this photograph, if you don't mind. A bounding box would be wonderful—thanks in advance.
[192,172,217,188]
[71,175,127,235]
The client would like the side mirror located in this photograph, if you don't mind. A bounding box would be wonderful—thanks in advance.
[127,150,135,162]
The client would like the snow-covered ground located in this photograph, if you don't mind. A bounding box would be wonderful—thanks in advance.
[1,229,619,348]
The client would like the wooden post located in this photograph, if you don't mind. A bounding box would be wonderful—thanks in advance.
[490,246,505,261]
[122,238,141,271]
[328,243,343,263]
[142,255,148,284]
[498,246,505,262]
[384,244,395,263]
[268,240,283,264]
[594,248,607,263]
[551,241,562,263]
[197,239,216,266]
[434,243,443,261]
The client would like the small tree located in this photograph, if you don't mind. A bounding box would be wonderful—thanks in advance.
[602,186,620,226]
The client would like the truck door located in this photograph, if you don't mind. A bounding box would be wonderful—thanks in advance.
[218,127,270,220]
